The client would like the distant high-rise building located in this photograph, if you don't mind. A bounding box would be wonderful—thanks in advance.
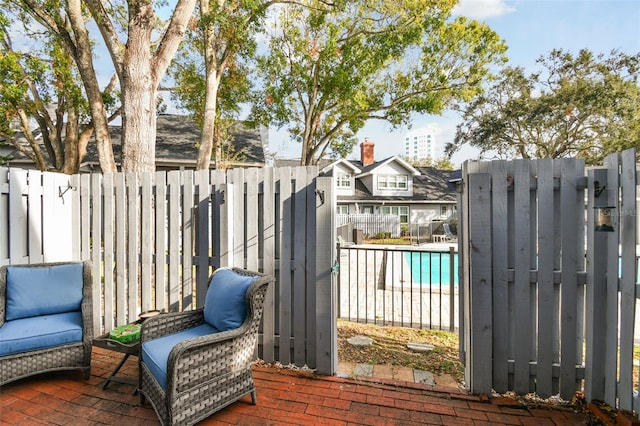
[403,126,437,161]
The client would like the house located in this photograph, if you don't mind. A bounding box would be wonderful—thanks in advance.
[0,114,268,172]
[318,138,459,239]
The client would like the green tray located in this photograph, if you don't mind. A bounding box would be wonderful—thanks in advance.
[109,323,141,344]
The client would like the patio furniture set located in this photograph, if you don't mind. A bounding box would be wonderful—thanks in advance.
[0,261,273,426]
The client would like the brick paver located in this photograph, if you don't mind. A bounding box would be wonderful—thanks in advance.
[0,347,599,425]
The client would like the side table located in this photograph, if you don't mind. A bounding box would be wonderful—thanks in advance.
[93,334,140,390]
[93,310,161,391]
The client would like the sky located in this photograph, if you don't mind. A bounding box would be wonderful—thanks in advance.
[267,0,640,167]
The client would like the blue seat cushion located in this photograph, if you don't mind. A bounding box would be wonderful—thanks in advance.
[6,263,84,321]
[0,311,83,356]
[141,323,218,390]
[203,268,256,331]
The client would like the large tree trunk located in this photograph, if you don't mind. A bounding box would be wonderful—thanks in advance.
[120,2,156,174]
[196,0,221,170]
[67,0,117,173]
[86,0,197,175]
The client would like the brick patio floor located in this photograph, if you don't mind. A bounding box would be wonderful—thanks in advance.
[0,347,594,425]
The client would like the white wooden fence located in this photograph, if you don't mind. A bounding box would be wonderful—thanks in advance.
[459,149,639,410]
[336,213,401,238]
[0,166,337,375]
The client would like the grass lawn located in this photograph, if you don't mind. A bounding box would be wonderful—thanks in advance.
[337,319,464,381]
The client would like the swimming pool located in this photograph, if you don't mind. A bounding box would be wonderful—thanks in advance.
[404,251,459,286]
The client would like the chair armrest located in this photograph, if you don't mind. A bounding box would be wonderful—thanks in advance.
[140,309,205,342]
[166,324,254,393]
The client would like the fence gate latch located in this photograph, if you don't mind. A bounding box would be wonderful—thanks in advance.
[58,181,77,203]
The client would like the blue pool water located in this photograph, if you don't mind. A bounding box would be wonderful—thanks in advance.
[404,252,459,286]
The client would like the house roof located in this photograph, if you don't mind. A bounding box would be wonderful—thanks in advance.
[83,115,267,169]
[336,166,460,204]
[274,158,334,169]
[353,156,420,178]
[2,114,267,171]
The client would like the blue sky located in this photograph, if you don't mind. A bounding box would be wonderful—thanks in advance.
[268,0,640,165]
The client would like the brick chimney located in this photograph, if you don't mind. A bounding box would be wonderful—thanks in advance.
[360,138,375,166]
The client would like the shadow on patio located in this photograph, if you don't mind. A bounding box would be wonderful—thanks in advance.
[0,347,596,425]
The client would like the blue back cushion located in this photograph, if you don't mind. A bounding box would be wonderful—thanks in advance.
[203,268,256,331]
[5,263,84,321]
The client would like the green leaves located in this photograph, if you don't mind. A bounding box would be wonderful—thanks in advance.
[449,49,640,164]
[253,0,507,164]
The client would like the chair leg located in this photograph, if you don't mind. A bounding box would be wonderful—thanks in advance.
[251,390,257,405]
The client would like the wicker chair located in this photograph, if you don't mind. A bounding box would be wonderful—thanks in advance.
[0,261,93,386]
[138,267,273,426]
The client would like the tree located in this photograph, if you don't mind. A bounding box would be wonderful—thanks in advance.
[252,0,507,165]
[170,0,264,170]
[1,0,118,173]
[446,49,640,164]
[403,155,455,170]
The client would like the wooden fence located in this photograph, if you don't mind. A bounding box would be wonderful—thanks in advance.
[336,213,402,238]
[459,149,639,410]
[0,166,337,375]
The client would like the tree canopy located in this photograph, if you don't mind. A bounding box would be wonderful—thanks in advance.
[252,0,507,165]
[447,49,640,164]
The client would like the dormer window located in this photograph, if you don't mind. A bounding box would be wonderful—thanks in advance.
[377,174,408,190]
[336,173,351,188]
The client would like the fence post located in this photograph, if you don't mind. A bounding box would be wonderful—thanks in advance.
[449,246,455,332]
[315,176,336,375]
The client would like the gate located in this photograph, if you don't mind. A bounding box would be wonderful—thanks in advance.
[459,149,639,410]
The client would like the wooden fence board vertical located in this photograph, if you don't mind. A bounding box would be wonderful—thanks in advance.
[245,168,259,271]
[536,159,555,398]
[217,183,234,268]
[194,170,211,308]
[551,161,562,394]
[0,168,8,263]
[293,167,308,365]
[103,174,115,330]
[513,160,532,393]
[115,173,127,326]
[76,174,91,261]
[182,170,194,311]
[210,170,226,269]
[167,170,181,311]
[70,174,81,260]
[154,172,167,312]
[30,171,45,263]
[277,167,293,364]
[618,149,637,411]
[9,170,28,263]
[127,173,139,319]
[140,172,153,312]
[467,172,493,395]
[559,159,579,400]
[228,168,245,268]
[261,167,276,362]
[585,168,608,402]
[315,176,336,375]
[490,161,509,393]
[90,173,103,336]
[604,155,621,404]
[305,168,318,367]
